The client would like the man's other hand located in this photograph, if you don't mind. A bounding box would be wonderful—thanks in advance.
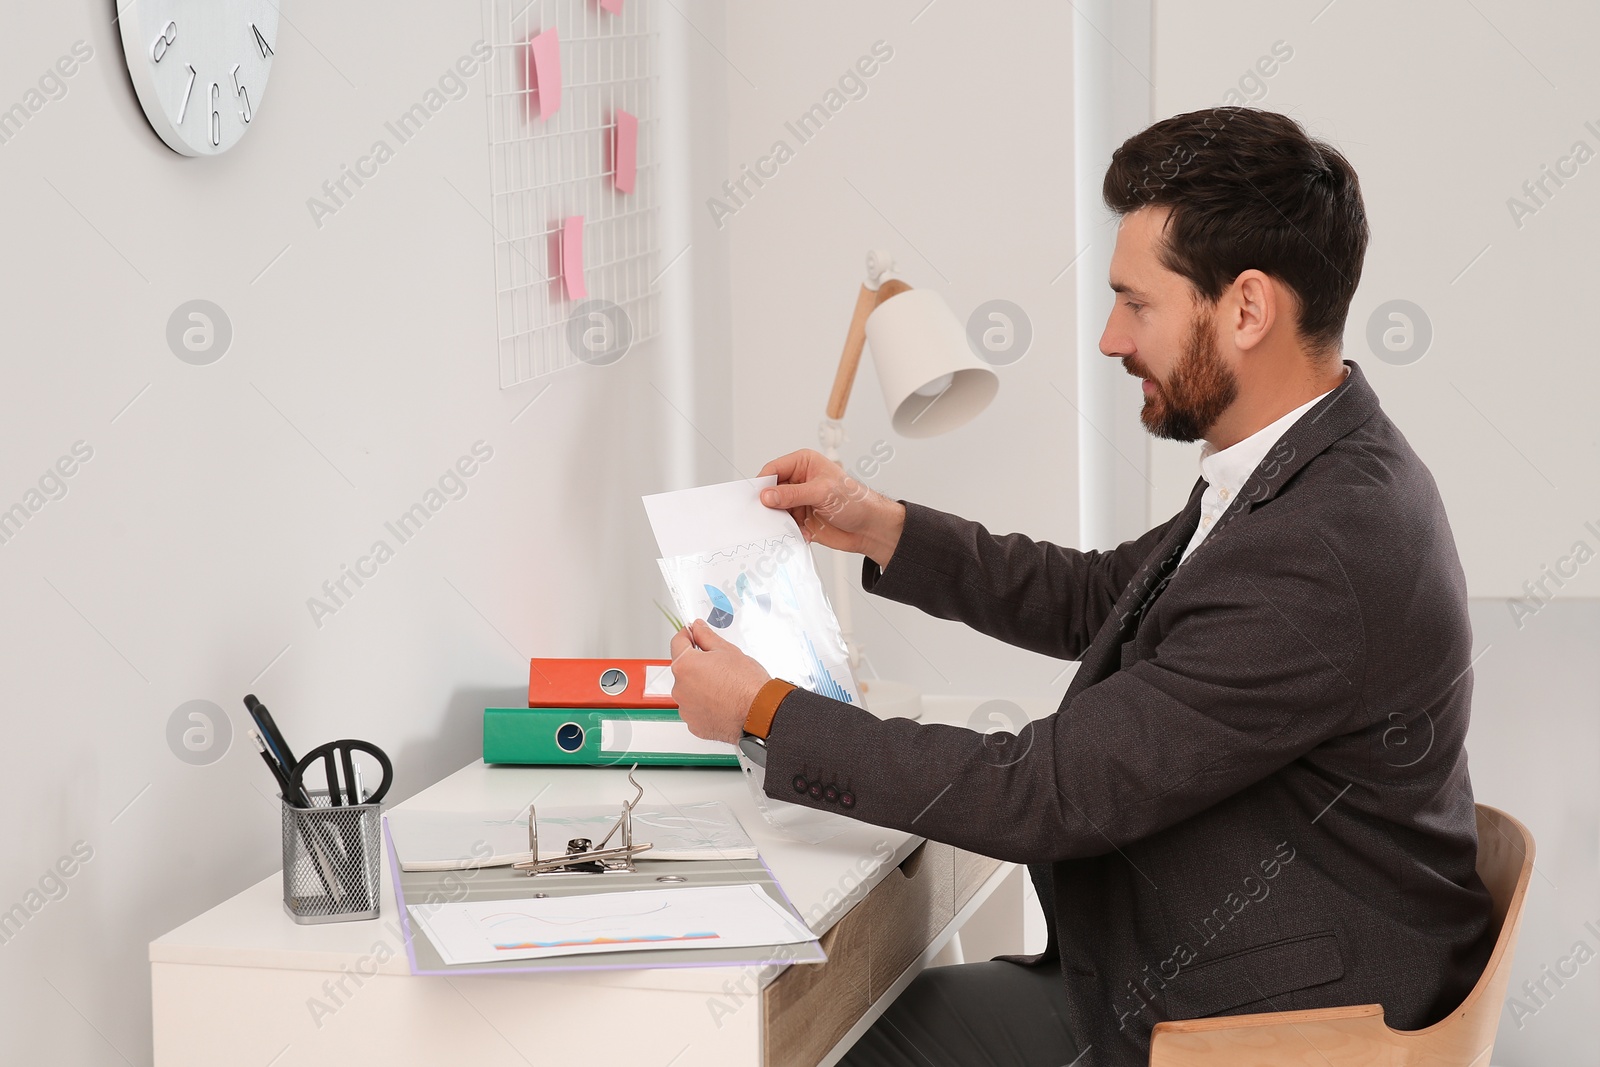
[758,448,906,569]
[669,619,770,745]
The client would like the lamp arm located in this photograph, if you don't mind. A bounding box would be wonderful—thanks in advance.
[819,250,911,679]
[826,284,878,421]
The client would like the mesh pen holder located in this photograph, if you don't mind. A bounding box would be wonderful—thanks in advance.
[281,789,382,924]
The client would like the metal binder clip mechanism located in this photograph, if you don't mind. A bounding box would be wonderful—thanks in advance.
[513,765,654,875]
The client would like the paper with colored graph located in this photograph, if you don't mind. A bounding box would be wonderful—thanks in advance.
[408,883,816,965]
[643,477,863,845]
[643,476,863,708]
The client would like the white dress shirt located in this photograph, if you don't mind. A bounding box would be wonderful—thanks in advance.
[1178,365,1348,565]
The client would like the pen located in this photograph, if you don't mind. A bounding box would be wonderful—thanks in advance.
[244,694,298,773]
[251,730,294,797]
[253,731,344,903]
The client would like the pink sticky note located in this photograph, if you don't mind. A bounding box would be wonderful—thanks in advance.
[525,28,562,119]
[613,110,638,194]
[600,0,624,12]
[560,216,587,300]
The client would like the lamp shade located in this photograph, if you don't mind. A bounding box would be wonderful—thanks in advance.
[864,289,999,438]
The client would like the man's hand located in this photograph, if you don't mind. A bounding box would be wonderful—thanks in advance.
[758,448,907,570]
[669,620,770,745]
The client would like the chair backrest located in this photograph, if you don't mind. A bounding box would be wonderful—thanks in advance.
[1473,805,1531,937]
[1403,804,1536,1063]
[1146,805,1537,1067]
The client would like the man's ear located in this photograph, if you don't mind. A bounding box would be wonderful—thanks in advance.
[1230,269,1277,352]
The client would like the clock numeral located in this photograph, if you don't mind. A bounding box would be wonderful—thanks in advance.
[177,64,197,124]
[232,65,252,124]
[210,83,221,147]
[151,20,177,63]
[251,22,274,59]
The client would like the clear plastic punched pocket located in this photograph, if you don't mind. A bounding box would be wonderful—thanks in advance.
[645,477,863,844]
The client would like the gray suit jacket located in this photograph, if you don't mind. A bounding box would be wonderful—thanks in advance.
[762,359,1495,1065]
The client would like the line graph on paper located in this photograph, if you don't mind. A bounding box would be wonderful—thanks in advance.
[407,883,816,965]
[483,0,661,387]
[484,901,716,951]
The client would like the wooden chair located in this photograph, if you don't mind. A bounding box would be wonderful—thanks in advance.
[1148,805,1535,1067]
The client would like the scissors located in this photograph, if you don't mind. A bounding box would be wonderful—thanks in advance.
[288,739,393,807]
[284,740,390,911]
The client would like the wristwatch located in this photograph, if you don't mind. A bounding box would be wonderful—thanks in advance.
[738,733,769,768]
[739,678,796,768]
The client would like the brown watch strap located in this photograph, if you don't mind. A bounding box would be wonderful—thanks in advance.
[743,679,796,740]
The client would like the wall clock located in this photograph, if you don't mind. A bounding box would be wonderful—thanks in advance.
[116,0,279,156]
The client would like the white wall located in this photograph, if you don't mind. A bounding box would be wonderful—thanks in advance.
[0,1,730,1061]
[725,1,1085,700]
[1464,600,1599,1066]
[1074,0,1157,552]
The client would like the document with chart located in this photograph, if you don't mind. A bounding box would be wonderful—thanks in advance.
[408,883,817,965]
[644,476,863,707]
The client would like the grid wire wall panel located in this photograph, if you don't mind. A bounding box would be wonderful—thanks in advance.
[486,0,660,387]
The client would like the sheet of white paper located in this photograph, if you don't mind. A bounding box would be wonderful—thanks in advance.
[389,801,756,871]
[599,718,735,757]
[409,883,816,965]
[644,663,674,696]
[642,476,787,557]
[387,809,529,870]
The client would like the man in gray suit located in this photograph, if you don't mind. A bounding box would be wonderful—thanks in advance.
[670,108,1495,1066]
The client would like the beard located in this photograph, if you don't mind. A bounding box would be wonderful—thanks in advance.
[1128,308,1238,442]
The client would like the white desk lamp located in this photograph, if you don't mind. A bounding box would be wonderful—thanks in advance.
[819,250,1000,719]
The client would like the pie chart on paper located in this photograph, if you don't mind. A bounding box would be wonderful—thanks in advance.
[736,570,772,613]
[703,585,735,628]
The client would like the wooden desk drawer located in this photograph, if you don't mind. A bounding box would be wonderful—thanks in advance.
[762,841,1004,1067]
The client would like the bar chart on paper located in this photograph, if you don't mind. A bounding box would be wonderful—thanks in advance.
[408,883,816,965]
[803,632,853,702]
[644,478,867,710]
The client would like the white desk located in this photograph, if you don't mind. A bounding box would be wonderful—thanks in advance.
[150,697,1039,1066]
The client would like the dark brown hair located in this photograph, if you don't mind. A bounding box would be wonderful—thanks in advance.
[1103,108,1368,353]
